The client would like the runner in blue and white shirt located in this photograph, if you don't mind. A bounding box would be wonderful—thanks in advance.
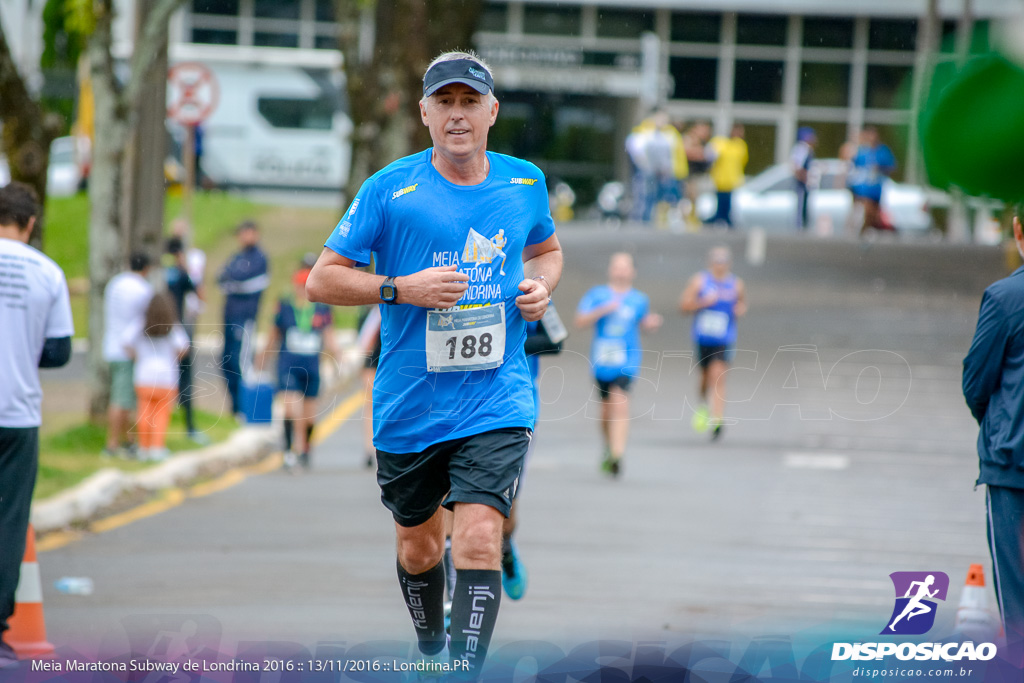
[306,51,562,678]
[575,252,662,478]
[259,261,338,470]
[680,246,747,441]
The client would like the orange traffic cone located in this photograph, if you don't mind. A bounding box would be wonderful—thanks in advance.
[954,563,1001,642]
[6,525,54,656]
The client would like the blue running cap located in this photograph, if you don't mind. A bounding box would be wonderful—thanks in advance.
[423,58,494,97]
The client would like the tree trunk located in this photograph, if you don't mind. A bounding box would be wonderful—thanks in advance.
[124,0,170,259]
[0,18,61,250]
[84,0,185,420]
[85,21,130,420]
[334,0,483,200]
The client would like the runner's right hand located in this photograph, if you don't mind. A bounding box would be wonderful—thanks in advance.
[699,291,719,308]
[395,266,469,309]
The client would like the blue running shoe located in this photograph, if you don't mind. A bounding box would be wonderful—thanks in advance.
[413,634,450,679]
[501,541,528,600]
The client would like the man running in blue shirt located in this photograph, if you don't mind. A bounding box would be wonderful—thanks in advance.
[847,126,896,235]
[306,51,562,679]
[575,252,662,477]
[260,260,339,470]
[680,246,747,440]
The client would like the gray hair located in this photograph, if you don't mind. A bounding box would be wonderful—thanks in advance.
[421,50,497,106]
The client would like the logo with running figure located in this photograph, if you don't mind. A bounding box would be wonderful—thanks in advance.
[461,228,508,276]
[881,572,949,635]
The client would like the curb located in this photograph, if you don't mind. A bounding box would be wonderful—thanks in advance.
[30,425,279,535]
[32,339,368,537]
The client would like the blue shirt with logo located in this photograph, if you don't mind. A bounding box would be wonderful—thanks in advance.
[692,271,739,347]
[323,149,556,453]
[577,286,649,381]
[848,144,896,203]
[275,298,333,373]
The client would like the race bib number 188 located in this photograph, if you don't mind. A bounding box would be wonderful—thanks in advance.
[426,304,506,373]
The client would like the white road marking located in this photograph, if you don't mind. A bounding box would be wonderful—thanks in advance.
[783,452,850,470]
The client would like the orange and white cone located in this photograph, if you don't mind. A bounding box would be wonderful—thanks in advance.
[6,525,54,657]
[954,563,1001,642]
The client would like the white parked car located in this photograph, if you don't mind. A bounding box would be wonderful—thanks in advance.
[47,136,87,197]
[696,159,935,235]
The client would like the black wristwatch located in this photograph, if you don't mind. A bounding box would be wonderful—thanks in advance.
[380,276,398,305]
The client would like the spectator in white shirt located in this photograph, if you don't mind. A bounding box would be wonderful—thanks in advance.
[0,182,74,670]
[102,251,154,457]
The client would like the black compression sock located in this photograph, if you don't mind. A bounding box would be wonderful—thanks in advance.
[397,559,448,656]
[283,419,294,451]
[449,569,502,679]
[305,423,314,448]
[443,537,456,602]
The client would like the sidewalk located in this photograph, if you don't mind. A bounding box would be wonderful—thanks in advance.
[34,330,364,535]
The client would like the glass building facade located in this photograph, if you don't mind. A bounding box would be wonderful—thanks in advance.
[174,0,1005,200]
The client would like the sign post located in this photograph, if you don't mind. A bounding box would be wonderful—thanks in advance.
[167,62,219,228]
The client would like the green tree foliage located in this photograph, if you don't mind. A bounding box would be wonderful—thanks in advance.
[41,0,87,69]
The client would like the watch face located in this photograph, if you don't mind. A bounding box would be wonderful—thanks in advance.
[381,285,396,301]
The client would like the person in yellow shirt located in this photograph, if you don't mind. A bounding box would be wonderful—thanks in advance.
[705,124,748,228]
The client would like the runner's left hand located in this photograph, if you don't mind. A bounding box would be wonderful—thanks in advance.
[515,279,549,322]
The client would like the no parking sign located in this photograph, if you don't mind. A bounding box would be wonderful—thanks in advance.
[167,62,219,125]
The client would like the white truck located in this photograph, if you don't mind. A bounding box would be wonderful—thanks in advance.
[168,58,352,191]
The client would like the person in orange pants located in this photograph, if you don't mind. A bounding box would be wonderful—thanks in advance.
[123,293,190,461]
[135,386,178,456]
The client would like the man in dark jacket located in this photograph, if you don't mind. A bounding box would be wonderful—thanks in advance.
[963,206,1024,667]
[218,220,269,417]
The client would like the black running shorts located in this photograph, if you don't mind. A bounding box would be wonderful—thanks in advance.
[697,344,734,368]
[376,427,531,528]
[596,375,632,400]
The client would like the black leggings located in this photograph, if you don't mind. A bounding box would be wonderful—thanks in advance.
[0,427,38,634]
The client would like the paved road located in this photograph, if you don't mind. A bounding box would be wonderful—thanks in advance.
[33,225,1004,666]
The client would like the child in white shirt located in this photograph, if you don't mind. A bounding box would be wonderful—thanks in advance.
[123,293,190,461]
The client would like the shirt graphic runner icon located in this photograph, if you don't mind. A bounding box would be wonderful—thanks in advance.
[462,228,508,275]
[889,574,939,631]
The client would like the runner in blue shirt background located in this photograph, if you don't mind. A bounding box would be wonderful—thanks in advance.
[846,126,896,235]
[575,252,662,478]
[306,50,562,679]
[680,246,747,441]
[260,257,338,470]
